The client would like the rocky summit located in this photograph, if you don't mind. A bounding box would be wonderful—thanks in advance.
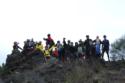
[0,52,125,83]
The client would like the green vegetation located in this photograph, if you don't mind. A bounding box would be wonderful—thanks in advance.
[111,35,125,61]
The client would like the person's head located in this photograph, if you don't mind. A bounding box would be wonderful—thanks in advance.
[38,41,42,45]
[14,41,18,45]
[96,36,99,39]
[27,39,30,42]
[47,34,51,37]
[63,37,66,41]
[79,39,82,43]
[75,42,78,46]
[103,35,107,39]
[24,41,26,44]
[68,40,71,44]
[86,35,89,39]
[57,40,60,44]
[71,42,73,46]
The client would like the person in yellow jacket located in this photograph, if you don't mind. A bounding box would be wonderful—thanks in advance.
[43,45,57,62]
[44,46,51,62]
[35,41,44,52]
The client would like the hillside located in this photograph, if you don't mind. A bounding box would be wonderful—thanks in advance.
[1,52,125,83]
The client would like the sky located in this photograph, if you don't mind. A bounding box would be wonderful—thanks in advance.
[0,0,125,65]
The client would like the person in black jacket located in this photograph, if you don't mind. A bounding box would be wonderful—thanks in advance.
[12,41,22,55]
[102,35,110,61]
[84,35,92,59]
[69,42,76,61]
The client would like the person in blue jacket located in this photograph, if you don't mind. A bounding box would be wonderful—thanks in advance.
[93,36,102,58]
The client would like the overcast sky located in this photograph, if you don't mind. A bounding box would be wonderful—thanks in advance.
[0,0,125,65]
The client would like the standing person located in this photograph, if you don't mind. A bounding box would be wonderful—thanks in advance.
[56,41,63,63]
[12,41,22,55]
[52,47,59,58]
[29,38,35,49]
[74,42,79,59]
[93,36,102,58]
[44,46,51,62]
[62,38,67,62]
[102,35,110,61]
[77,44,83,60]
[65,40,71,62]
[35,41,44,53]
[63,38,67,48]
[69,42,76,61]
[77,40,85,60]
[84,35,92,59]
[43,34,55,48]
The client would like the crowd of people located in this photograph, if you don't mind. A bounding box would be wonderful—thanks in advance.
[11,34,110,64]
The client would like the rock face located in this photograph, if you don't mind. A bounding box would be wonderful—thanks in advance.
[0,79,4,83]
[1,52,125,83]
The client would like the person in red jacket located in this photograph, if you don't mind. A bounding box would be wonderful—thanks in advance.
[43,34,55,48]
[52,47,59,58]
